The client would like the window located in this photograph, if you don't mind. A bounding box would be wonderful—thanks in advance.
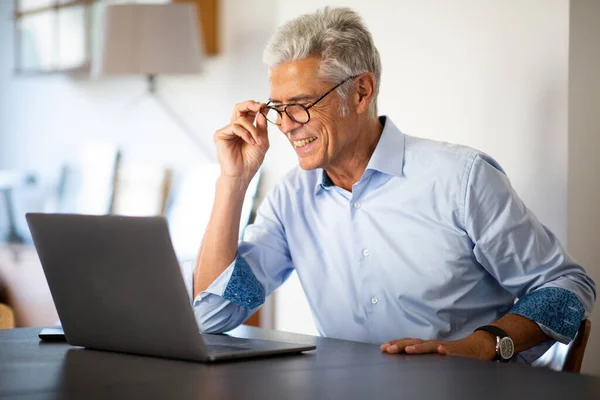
[14,0,94,74]
[13,0,217,75]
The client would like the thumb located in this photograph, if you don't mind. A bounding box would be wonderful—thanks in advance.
[437,345,449,356]
[255,111,269,148]
[256,109,268,133]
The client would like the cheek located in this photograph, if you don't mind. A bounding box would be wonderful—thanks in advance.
[307,104,342,156]
[305,120,331,153]
[311,106,338,127]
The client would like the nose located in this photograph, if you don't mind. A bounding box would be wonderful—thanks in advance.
[278,112,303,135]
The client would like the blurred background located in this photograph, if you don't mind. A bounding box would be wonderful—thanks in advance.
[0,0,598,375]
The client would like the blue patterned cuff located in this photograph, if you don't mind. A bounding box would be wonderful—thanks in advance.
[509,287,585,343]
[222,253,265,310]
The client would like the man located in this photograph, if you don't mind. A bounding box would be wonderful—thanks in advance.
[193,7,595,363]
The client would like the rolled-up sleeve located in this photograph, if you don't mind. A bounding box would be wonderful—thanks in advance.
[193,185,294,333]
[464,154,596,345]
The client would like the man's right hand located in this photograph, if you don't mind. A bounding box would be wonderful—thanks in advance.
[214,101,269,188]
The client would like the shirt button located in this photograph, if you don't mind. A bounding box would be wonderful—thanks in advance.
[371,296,379,304]
[363,248,370,257]
[354,202,361,209]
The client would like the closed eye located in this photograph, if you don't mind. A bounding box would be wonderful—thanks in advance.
[273,102,311,110]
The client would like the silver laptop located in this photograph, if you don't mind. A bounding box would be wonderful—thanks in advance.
[26,213,315,362]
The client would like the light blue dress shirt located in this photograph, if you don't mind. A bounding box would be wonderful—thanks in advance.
[194,116,596,361]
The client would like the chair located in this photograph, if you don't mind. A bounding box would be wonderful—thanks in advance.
[55,144,121,215]
[0,303,15,329]
[563,319,592,373]
[110,164,173,217]
[0,249,15,329]
[0,278,15,329]
[532,319,592,373]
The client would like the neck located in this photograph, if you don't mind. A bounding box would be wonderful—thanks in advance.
[325,117,383,191]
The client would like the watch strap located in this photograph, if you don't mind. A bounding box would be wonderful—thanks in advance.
[474,325,514,362]
[473,325,509,339]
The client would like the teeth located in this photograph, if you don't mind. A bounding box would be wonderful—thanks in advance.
[293,137,317,148]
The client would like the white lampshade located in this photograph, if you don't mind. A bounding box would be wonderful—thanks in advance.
[93,3,203,76]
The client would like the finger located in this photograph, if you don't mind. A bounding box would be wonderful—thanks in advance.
[382,339,424,354]
[404,341,442,354]
[234,117,261,145]
[230,124,256,145]
[255,105,268,132]
[437,345,449,356]
[231,101,263,122]
[256,112,267,133]
[255,112,270,149]
[215,124,255,145]
[381,338,420,347]
[382,339,421,354]
[231,101,258,120]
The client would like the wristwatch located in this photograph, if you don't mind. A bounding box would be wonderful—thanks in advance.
[474,325,515,362]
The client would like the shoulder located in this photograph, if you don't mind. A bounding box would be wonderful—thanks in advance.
[403,134,504,182]
[404,134,477,168]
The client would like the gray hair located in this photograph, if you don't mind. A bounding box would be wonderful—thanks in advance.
[263,7,381,118]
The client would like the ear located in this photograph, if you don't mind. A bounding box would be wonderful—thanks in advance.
[353,72,376,115]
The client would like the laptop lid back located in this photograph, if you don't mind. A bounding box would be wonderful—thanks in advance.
[26,213,208,361]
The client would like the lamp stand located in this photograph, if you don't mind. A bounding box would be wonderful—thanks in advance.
[122,75,215,161]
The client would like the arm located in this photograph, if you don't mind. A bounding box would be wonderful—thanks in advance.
[194,100,269,296]
[192,101,295,333]
[191,100,268,332]
[465,154,595,350]
[381,313,546,360]
[193,187,295,333]
[382,153,596,360]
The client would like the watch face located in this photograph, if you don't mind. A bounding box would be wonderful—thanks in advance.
[498,337,515,360]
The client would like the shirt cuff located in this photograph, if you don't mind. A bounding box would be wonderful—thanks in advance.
[194,253,265,310]
[508,287,585,344]
[222,253,265,309]
[193,258,236,304]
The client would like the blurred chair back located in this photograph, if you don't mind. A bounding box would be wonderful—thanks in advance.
[533,319,592,373]
[563,319,591,373]
[0,278,13,329]
[56,144,120,215]
[0,171,39,244]
[111,164,173,216]
[0,304,15,329]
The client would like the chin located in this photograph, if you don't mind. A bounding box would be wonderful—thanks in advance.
[297,157,322,171]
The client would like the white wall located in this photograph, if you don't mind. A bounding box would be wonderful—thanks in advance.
[0,0,284,190]
[568,0,600,377]
[274,0,572,338]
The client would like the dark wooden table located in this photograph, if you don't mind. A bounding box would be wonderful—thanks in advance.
[1,326,600,399]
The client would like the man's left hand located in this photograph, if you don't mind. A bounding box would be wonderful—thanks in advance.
[380,331,497,360]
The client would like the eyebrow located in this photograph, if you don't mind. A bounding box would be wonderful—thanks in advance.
[269,94,315,104]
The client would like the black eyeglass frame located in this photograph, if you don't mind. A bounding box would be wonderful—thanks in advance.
[261,74,360,126]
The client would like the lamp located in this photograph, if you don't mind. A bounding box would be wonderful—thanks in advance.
[93,3,213,160]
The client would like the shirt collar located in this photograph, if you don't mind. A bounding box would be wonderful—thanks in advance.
[315,116,405,193]
[364,116,405,178]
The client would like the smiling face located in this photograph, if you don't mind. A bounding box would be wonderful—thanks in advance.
[268,57,359,171]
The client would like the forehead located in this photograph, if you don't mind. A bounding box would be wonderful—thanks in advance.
[268,57,325,102]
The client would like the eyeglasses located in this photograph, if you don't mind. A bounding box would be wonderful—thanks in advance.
[260,75,358,126]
